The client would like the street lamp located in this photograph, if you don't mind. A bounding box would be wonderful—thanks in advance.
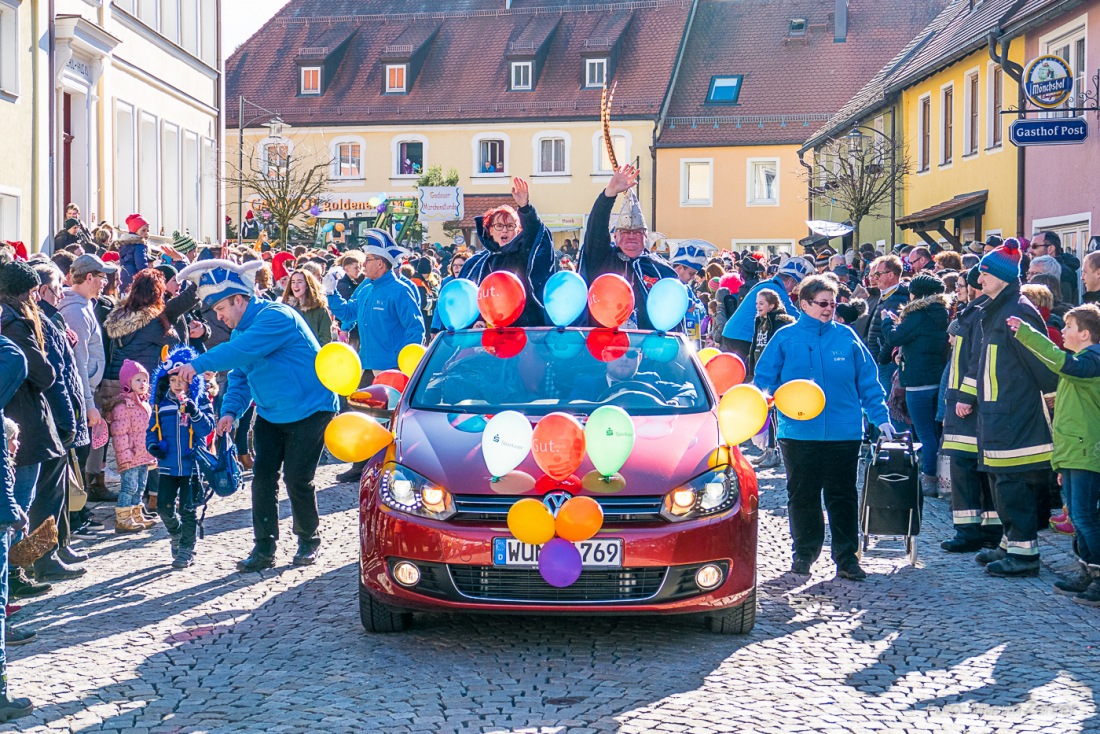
[236,95,290,244]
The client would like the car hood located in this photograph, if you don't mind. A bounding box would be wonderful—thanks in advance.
[394,409,721,495]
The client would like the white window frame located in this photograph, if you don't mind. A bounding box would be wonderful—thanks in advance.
[0,0,19,98]
[138,111,160,224]
[585,58,608,89]
[330,136,366,180]
[510,61,533,91]
[258,135,293,179]
[746,157,780,207]
[963,68,980,157]
[680,158,713,207]
[386,63,407,94]
[917,92,931,173]
[1031,213,1092,262]
[1040,16,1087,119]
[472,132,509,179]
[872,114,887,165]
[301,66,321,95]
[532,131,571,178]
[161,121,180,234]
[592,129,631,175]
[940,82,954,167]
[115,100,137,224]
[0,185,20,241]
[987,63,1004,151]
[391,133,427,178]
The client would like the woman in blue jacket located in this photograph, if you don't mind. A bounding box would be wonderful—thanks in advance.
[754,275,893,581]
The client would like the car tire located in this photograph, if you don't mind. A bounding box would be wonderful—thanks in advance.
[704,586,756,634]
[359,582,413,633]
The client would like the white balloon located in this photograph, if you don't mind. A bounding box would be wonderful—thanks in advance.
[481,410,533,478]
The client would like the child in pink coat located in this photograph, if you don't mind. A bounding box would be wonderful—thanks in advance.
[104,359,158,533]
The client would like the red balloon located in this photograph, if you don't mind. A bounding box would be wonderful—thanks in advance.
[588,274,635,328]
[482,328,527,359]
[531,412,586,481]
[705,353,747,396]
[348,384,400,410]
[535,473,582,495]
[477,271,526,327]
[373,369,409,393]
[585,328,630,362]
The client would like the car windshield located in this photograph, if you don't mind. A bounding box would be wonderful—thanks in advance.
[408,329,712,416]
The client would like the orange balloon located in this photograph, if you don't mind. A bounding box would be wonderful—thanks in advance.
[323,412,394,463]
[531,412,586,481]
[373,369,409,393]
[478,271,527,327]
[555,496,604,542]
[588,274,635,328]
[705,353,747,396]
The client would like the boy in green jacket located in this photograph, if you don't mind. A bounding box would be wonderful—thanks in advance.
[1009,304,1100,606]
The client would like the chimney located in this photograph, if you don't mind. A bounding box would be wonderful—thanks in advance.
[834,0,848,42]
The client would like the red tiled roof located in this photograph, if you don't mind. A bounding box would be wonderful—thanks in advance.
[227,0,693,127]
[457,194,514,230]
[657,0,949,147]
[897,190,988,227]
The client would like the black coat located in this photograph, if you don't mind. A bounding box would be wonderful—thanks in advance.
[0,302,65,466]
[879,294,950,387]
[941,296,988,458]
[866,283,909,365]
[102,282,201,378]
[38,303,87,449]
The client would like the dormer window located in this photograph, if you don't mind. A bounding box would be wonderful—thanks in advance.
[585,58,608,89]
[386,64,407,93]
[511,61,532,91]
[788,18,807,37]
[300,66,321,95]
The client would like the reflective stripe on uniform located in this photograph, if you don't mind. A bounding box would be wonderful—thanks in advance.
[953,509,981,524]
[983,443,1054,468]
[1006,539,1039,556]
[948,336,963,390]
[943,433,978,454]
[960,376,978,397]
[981,511,1002,526]
[983,344,999,402]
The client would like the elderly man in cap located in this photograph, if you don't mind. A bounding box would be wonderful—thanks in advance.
[173,258,340,571]
[325,230,425,482]
[670,240,716,347]
[579,164,678,329]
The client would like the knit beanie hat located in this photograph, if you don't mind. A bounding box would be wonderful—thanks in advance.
[126,213,149,234]
[908,272,946,299]
[0,260,41,298]
[979,237,1022,283]
[119,359,149,395]
[271,252,295,283]
[965,265,982,290]
[415,257,433,277]
[155,264,178,281]
[172,230,197,255]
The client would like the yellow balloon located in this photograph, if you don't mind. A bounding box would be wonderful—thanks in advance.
[324,412,393,463]
[507,498,556,546]
[717,384,769,446]
[773,379,826,421]
[698,347,720,365]
[315,342,362,396]
[398,343,426,377]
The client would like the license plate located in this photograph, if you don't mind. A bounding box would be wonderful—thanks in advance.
[492,538,623,568]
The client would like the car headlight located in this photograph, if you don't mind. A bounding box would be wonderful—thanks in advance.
[660,468,738,521]
[380,463,456,521]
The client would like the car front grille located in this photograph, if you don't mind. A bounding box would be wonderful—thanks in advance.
[448,565,667,603]
[451,494,665,523]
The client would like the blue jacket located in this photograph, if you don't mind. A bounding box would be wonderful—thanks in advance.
[147,391,216,477]
[0,336,29,526]
[722,277,796,343]
[753,312,890,442]
[190,298,339,424]
[328,270,425,371]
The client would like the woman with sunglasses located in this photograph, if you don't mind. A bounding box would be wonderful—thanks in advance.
[459,177,556,326]
[753,275,894,582]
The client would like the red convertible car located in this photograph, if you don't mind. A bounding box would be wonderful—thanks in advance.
[357,328,759,634]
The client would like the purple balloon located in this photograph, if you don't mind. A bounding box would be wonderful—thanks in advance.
[755,411,772,437]
[309,205,321,216]
[538,538,582,588]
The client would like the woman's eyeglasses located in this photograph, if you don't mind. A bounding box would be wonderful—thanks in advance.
[810,300,837,309]
[491,222,518,232]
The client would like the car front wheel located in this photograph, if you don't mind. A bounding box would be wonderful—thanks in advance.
[704,586,756,634]
[359,581,412,633]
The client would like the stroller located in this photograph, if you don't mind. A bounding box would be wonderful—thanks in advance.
[858,431,922,566]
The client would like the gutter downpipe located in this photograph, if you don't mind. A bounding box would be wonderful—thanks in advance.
[47,0,56,253]
[797,149,813,240]
[890,108,897,247]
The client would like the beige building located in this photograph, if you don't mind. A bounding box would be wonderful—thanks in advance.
[0,0,222,252]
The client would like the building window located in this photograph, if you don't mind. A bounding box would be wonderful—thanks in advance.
[335,142,362,178]
[0,1,17,96]
[538,137,567,174]
[706,75,743,105]
[964,71,979,156]
[511,61,532,91]
[301,67,321,95]
[386,64,407,93]
[161,123,180,234]
[115,103,136,223]
[680,160,712,206]
[585,58,607,88]
[989,65,1003,148]
[264,142,289,178]
[918,95,931,171]
[941,85,953,164]
[479,139,505,173]
[748,159,779,206]
[1043,23,1087,119]
[597,134,628,174]
[0,189,19,241]
[397,141,423,175]
[139,112,159,222]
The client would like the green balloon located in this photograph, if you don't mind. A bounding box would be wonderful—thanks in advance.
[585,405,636,477]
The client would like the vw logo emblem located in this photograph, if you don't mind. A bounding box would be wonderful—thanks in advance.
[542,491,572,516]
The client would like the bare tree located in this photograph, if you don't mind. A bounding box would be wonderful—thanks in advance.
[225,141,332,249]
[801,132,912,248]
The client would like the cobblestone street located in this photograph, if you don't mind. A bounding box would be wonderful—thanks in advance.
[7,459,1099,734]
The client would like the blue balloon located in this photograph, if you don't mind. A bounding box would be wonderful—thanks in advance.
[322,222,335,233]
[641,333,680,363]
[543,271,589,327]
[646,278,690,332]
[437,278,479,330]
[544,329,586,360]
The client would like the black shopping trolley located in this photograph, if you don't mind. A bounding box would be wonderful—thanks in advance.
[858,431,922,566]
